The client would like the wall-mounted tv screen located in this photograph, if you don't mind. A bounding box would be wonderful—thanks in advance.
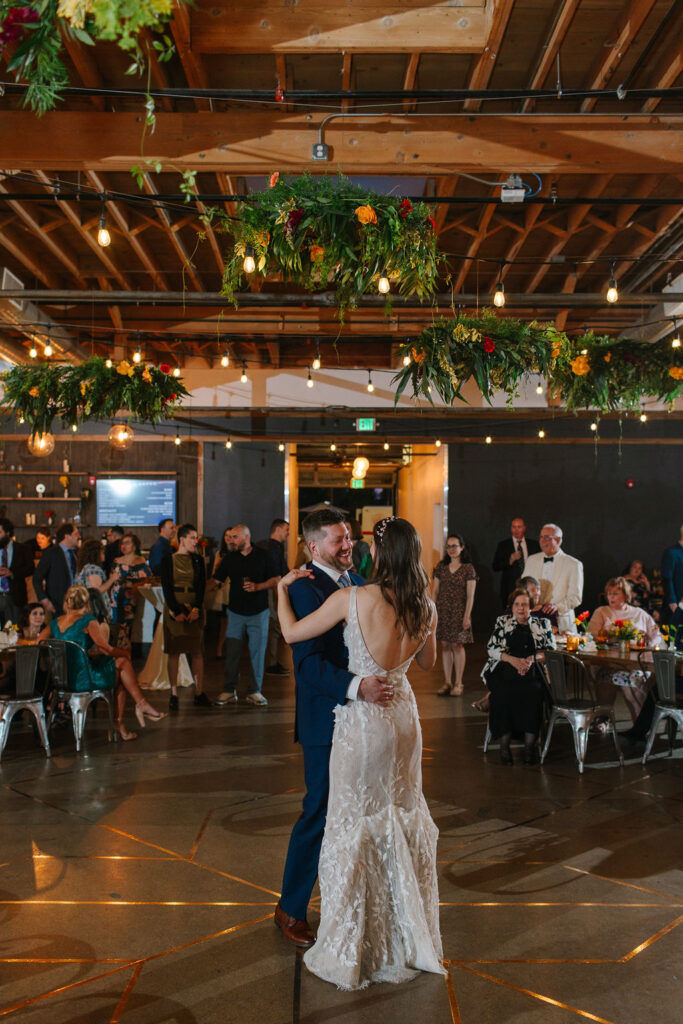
[96,478,177,528]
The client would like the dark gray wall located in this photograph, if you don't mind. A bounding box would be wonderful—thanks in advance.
[202,442,285,548]
[447,442,683,632]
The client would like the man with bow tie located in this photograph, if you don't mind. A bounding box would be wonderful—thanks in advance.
[524,524,583,633]
[274,508,389,949]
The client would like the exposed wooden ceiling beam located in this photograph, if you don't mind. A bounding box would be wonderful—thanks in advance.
[1,112,680,174]
[463,0,515,112]
[641,45,682,112]
[0,182,86,285]
[402,53,420,112]
[142,173,205,291]
[0,226,58,288]
[519,0,582,113]
[33,171,132,290]
[188,1,491,53]
[86,170,170,290]
[59,24,106,111]
[140,29,174,112]
[340,52,353,113]
[494,184,551,290]
[580,0,658,113]
[452,198,497,292]
[170,1,210,110]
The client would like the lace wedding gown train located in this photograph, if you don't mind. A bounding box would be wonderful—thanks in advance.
[304,589,445,990]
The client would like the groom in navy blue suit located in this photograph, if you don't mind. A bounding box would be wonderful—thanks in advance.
[275,509,390,947]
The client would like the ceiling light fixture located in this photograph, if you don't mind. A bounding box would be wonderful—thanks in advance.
[312,343,321,370]
[383,441,389,451]
[605,260,619,303]
[220,346,230,367]
[44,329,53,358]
[307,368,314,388]
[278,442,285,452]
[378,271,390,295]
[590,421,598,431]
[240,361,248,383]
[485,435,493,444]
[105,358,113,368]
[672,318,681,348]
[29,344,37,358]
[367,371,374,393]
[435,438,441,448]
[330,443,336,451]
[225,437,232,449]
[243,246,256,274]
[538,429,545,438]
[493,263,505,308]
[402,353,411,366]
[97,196,111,248]
[174,432,182,446]
[133,333,142,363]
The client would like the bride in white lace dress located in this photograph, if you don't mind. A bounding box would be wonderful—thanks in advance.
[278,517,445,990]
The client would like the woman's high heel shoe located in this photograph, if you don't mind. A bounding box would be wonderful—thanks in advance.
[115,720,138,742]
[135,702,168,729]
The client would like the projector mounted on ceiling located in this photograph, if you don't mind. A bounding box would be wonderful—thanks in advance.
[500,174,528,204]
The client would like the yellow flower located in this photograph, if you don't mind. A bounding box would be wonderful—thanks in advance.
[142,367,152,383]
[310,245,325,262]
[669,365,683,380]
[116,360,134,377]
[59,475,69,488]
[604,351,612,363]
[411,347,426,364]
[28,386,39,397]
[571,355,590,376]
[57,0,92,31]
[355,204,377,225]
[551,341,562,358]
[79,379,91,396]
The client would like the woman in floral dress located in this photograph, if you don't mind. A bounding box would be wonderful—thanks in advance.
[433,533,478,695]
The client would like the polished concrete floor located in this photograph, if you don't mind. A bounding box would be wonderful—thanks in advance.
[1,644,681,1024]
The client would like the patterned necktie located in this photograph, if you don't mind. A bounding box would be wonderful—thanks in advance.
[338,572,351,588]
[0,546,8,593]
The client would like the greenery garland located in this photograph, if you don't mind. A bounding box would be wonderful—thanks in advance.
[395,312,683,412]
[0,0,182,114]
[219,173,444,317]
[0,357,188,435]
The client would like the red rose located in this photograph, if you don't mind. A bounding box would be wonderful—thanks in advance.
[426,216,436,231]
[399,198,413,218]
[160,364,171,374]
[483,337,495,353]
[170,394,176,400]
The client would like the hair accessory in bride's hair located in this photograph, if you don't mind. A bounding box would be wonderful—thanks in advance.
[375,516,397,543]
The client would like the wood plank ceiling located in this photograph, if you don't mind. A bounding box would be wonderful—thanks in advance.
[0,0,681,370]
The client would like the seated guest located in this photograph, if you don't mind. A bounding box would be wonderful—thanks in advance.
[38,584,166,741]
[110,533,151,646]
[588,577,660,722]
[515,576,558,631]
[20,602,46,640]
[482,588,555,764]
[148,518,176,575]
[75,538,119,622]
[623,560,651,612]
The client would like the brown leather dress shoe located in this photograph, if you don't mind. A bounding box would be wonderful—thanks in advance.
[274,901,315,948]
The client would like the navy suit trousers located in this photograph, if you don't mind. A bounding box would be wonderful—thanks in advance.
[280,744,330,920]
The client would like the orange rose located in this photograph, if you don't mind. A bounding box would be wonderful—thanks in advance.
[116,360,134,377]
[411,347,425,364]
[310,245,325,262]
[269,171,280,188]
[551,341,562,358]
[28,386,39,397]
[571,355,590,376]
[142,367,152,383]
[355,204,377,225]
[604,351,612,363]
[669,366,683,380]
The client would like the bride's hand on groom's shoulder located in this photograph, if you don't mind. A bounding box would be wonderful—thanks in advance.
[279,568,314,589]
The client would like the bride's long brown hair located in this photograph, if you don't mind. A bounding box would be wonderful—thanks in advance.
[372,517,431,639]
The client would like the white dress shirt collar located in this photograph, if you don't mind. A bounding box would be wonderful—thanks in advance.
[311,559,349,585]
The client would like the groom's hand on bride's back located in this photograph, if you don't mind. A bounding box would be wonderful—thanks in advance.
[358,675,394,705]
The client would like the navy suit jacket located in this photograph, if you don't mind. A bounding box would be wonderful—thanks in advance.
[661,543,683,606]
[288,565,364,748]
[33,544,72,613]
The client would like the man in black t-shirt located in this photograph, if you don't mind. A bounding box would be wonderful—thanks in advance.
[211,524,278,706]
[264,518,290,676]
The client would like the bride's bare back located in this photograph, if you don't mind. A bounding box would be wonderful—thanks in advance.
[354,583,435,671]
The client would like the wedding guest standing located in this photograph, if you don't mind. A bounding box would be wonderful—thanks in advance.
[492,517,540,609]
[661,525,683,629]
[160,523,210,711]
[524,524,583,633]
[74,538,119,622]
[33,522,81,615]
[148,518,176,575]
[433,533,477,696]
[110,533,151,646]
[0,518,34,624]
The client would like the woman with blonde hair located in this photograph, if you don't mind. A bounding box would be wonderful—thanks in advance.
[38,584,165,741]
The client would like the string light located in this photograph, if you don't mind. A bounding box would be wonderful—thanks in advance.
[307,368,314,388]
[402,353,411,366]
[225,437,232,449]
[672,318,681,348]
[173,366,181,378]
[605,260,619,303]
[174,432,182,446]
[378,271,390,295]
[435,439,441,448]
[312,344,321,370]
[97,196,111,247]
[220,347,230,367]
[240,362,248,383]
[243,247,256,274]
[133,334,142,363]
[330,443,336,451]
[278,442,285,452]
[44,330,53,358]
[535,380,544,394]
[367,371,374,393]
[538,429,545,438]
[383,441,389,450]
[71,423,78,432]
[485,435,493,444]
[105,358,113,368]
[493,263,505,307]
[29,344,37,359]
[639,411,647,423]
[590,421,598,431]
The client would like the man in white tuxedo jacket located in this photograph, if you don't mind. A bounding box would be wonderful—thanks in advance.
[524,523,583,633]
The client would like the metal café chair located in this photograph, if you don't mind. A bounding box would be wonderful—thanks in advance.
[642,650,683,764]
[540,650,624,773]
[42,638,116,752]
[0,646,51,760]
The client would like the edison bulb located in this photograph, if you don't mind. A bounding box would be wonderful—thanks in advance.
[378,275,390,295]
[606,280,618,304]
[133,350,142,364]
[44,343,53,357]
[173,367,181,377]
[243,252,256,274]
[312,354,321,370]
[97,225,111,247]
[220,353,229,367]
[29,345,37,359]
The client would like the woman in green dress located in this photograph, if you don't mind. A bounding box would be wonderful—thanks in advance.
[39,584,166,741]
[160,523,208,711]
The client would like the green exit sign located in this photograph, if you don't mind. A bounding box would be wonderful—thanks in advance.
[356,418,376,432]
[351,478,365,489]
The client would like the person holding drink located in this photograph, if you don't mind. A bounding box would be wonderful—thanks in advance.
[210,525,279,706]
